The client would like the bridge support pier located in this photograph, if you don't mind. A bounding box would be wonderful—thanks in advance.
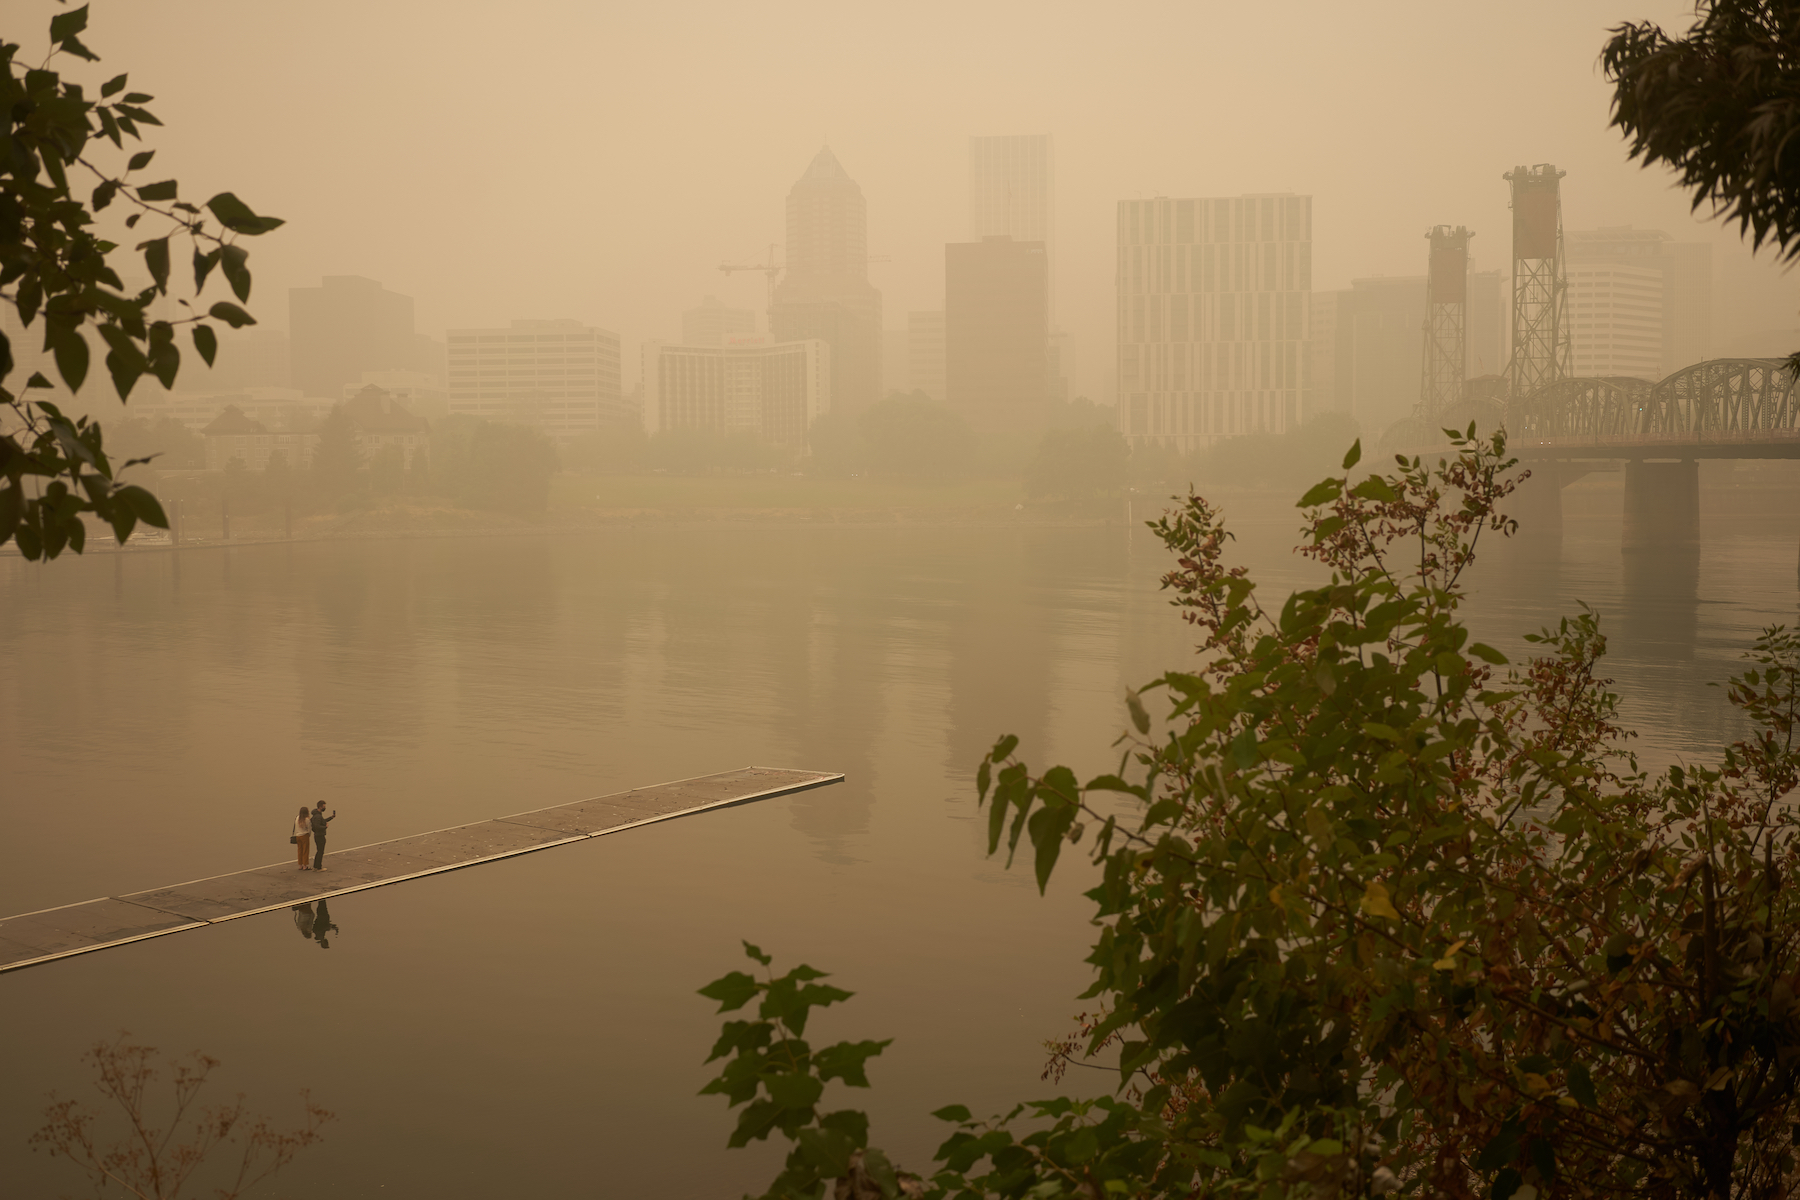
[1622,460,1699,554]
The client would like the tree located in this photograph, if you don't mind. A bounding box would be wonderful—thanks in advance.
[705,431,1800,1199]
[858,395,972,480]
[2,5,281,559]
[309,404,362,497]
[30,1034,331,1199]
[1023,425,1128,501]
[1604,1,1800,265]
[429,414,557,514]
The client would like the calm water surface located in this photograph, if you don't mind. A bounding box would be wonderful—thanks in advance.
[2,500,1796,1197]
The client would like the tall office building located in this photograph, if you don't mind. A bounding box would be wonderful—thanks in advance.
[682,296,756,347]
[1116,194,1312,449]
[769,148,883,418]
[445,319,624,438]
[908,311,945,403]
[642,335,829,448]
[971,133,1061,397]
[882,328,911,396]
[289,276,422,397]
[1566,262,1663,380]
[1565,227,1712,378]
[946,236,1049,433]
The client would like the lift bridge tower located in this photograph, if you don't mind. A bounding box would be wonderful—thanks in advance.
[1420,225,1472,422]
[1504,164,1570,399]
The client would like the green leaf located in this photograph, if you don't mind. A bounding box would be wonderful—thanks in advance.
[144,238,170,294]
[1342,438,1362,470]
[1297,478,1342,508]
[990,734,1019,763]
[191,324,218,368]
[1126,689,1150,734]
[1567,1061,1597,1108]
[742,941,772,967]
[127,149,155,171]
[930,1105,972,1123]
[49,4,90,42]
[699,970,759,1012]
[1468,642,1509,665]
[136,180,179,202]
[1351,475,1398,502]
[194,247,220,291]
[205,191,285,235]
[207,302,256,329]
[102,73,128,98]
[763,1071,823,1110]
[50,325,90,392]
[219,243,250,301]
[814,1038,890,1087]
[91,179,118,211]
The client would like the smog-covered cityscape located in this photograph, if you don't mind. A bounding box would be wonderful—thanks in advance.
[7,2,1800,1197]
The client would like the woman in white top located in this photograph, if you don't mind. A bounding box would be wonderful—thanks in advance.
[294,806,312,871]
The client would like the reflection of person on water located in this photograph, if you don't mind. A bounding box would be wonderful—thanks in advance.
[288,900,340,949]
[311,898,339,949]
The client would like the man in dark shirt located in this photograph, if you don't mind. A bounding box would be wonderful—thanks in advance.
[310,805,337,871]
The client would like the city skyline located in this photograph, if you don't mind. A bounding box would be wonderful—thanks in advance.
[42,0,1800,419]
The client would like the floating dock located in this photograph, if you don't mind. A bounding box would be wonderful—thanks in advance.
[0,766,842,974]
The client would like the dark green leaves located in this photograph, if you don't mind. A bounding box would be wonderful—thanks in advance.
[143,237,170,294]
[127,149,154,171]
[206,192,285,235]
[1468,642,1509,665]
[207,302,256,328]
[136,179,178,202]
[1342,438,1362,469]
[697,948,900,1200]
[191,324,217,367]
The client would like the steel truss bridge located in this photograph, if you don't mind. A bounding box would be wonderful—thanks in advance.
[1502,358,1798,460]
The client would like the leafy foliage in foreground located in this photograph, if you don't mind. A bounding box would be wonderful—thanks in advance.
[1604,0,1800,265]
[705,431,1800,1199]
[2,5,281,558]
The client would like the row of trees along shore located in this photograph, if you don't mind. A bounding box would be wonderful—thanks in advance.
[15,3,1800,1199]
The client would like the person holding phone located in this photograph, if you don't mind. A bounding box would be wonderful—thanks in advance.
[309,804,337,871]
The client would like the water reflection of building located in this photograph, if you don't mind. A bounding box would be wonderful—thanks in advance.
[445,318,625,437]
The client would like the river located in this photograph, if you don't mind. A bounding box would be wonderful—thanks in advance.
[2,485,1796,1197]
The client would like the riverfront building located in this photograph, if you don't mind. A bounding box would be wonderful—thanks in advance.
[445,319,624,438]
[641,335,830,448]
[1116,194,1312,449]
[945,236,1049,433]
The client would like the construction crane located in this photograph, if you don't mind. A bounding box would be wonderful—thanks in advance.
[718,245,783,307]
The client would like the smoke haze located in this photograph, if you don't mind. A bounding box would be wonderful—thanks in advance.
[23,0,1797,404]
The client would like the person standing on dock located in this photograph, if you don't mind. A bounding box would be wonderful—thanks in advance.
[310,804,337,871]
[293,806,312,870]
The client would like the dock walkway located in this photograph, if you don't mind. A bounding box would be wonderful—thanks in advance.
[0,766,842,974]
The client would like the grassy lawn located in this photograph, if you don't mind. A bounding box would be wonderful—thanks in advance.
[552,473,1025,511]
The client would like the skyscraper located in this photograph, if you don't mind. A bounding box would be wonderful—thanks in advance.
[946,236,1049,433]
[908,311,945,403]
[1116,194,1312,449]
[970,136,1054,288]
[769,148,883,418]
[1565,227,1712,378]
[971,134,1060,394]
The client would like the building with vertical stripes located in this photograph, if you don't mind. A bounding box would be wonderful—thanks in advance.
[641,335,830,449]
[1116,194,1311,449]
[445,319,623,439]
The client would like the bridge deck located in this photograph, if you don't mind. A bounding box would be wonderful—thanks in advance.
[0,766,843,974]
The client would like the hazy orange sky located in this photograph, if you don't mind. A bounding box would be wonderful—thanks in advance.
[23,0,1800,402]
